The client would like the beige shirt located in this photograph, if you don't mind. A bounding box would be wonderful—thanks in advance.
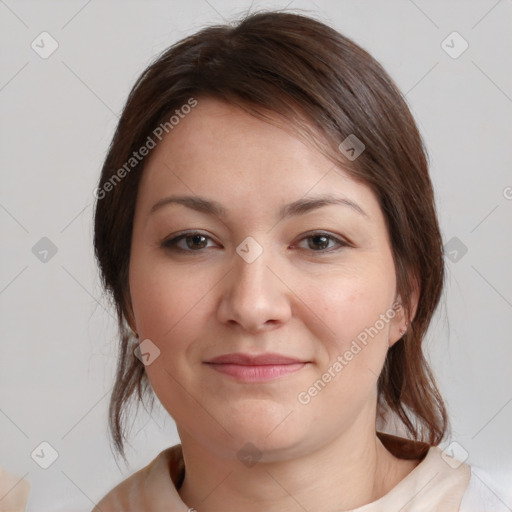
[93,432,472,512]
[0,466,31,512]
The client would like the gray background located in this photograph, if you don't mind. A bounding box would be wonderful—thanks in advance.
[0,0,511,510]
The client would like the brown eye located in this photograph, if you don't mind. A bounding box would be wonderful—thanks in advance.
[308,234,330,250]
[184,234,208,250]
[162,232,215,252]
[295,232,348,253]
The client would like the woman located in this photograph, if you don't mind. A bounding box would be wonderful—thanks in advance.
[91,10,493,511]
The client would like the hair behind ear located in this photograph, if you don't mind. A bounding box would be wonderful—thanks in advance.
[378,328,448,445]
[108,322,155,463]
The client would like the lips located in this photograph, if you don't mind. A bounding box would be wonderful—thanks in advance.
[206,353,304,365]
[204,353,308,382]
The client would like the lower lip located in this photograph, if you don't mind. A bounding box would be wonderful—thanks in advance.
[206,363,307,382]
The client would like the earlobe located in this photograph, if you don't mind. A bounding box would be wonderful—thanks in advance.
[125,314,138,338]
[389,302,408,347]
[389,279,419,347]
[123,293,139,338]
[127,314,139,338]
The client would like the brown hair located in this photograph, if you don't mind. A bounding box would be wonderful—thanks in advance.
[94,10,447,461]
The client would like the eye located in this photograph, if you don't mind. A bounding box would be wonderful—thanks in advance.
[161,231,218,252]
[161,230,349,254]
[295,231,348,252]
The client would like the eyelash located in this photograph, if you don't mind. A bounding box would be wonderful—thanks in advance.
[161,230,350,254]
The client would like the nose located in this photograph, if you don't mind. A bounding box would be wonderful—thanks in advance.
[216,243,292,334]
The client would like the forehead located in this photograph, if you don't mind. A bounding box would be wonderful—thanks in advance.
[138,97,379,218]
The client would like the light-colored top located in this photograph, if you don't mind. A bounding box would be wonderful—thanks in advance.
[1,433,506,511]
[0,466,30,512]
[92,432,480,512]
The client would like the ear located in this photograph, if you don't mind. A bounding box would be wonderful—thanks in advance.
[123,287,138,337]
[388,280,419,347]
[125,310,138,337]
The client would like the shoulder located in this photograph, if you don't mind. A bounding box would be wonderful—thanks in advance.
[0,466,30,512]
[91,444,185,512]
[378,433,472,508]
[459,465,512,512]
[91,458,156,512]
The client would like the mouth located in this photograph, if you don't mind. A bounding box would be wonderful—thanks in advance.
[204,353,309,383]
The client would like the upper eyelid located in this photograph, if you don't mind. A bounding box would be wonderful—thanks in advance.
[163,230,218,245]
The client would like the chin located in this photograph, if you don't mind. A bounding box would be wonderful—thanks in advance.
[220,408,314,459]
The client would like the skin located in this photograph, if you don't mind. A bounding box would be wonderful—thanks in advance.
[128,97,419,511]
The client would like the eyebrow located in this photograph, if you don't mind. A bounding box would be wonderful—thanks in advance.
[149,193,368,220]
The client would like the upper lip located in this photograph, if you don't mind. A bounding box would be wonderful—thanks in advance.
[205,353,306,365]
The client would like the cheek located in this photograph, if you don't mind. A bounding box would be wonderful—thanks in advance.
[307,266,395,339]
[129,257,221,422]
[130,257,217,344]
[293,277,393,423]
[301,263,395,384]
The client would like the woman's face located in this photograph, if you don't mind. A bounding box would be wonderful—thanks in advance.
[129,97,406,461]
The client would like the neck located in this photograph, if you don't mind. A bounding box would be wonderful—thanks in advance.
[177,421,413,512]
